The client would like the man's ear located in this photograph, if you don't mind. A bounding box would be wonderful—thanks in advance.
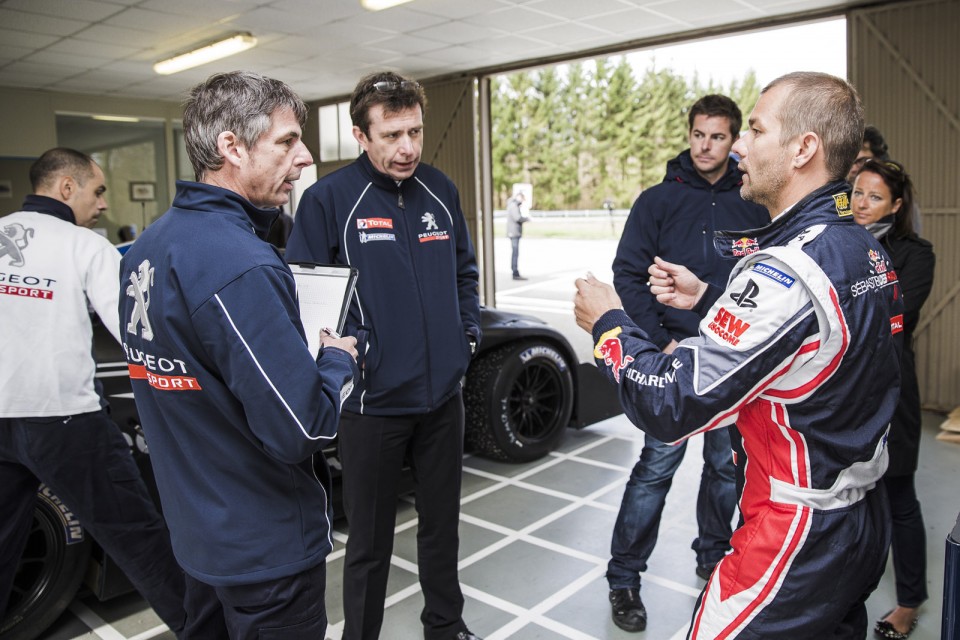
[57,176,75,203]
[352,126,369,151]
[793,132,821,169]
[217,131,244,168]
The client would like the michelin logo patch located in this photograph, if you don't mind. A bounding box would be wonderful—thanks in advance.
[359,231,396,243]
[750,262,795,288]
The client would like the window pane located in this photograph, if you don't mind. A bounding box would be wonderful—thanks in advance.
[319,104,339,162]
[338,102,359,159]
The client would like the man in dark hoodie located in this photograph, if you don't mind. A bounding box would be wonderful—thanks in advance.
[606,94,767,632]
[119,72,358,639]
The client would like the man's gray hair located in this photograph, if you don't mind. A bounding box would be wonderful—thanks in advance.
[762,72,864,181]
[183,71,308,181]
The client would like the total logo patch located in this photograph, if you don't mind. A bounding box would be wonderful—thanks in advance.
[357,217,393,230]
[891,315,904,335]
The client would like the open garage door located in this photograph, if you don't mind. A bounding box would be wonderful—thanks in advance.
[850,0,960,411]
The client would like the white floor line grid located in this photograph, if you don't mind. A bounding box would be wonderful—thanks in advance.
[35,410,956,639]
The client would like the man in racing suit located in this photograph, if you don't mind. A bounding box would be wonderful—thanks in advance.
[286,71,482,640]
[574,72,902,638]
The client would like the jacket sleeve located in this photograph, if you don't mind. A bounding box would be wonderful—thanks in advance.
[896,239,935,333]
[85,238,123,345]
[286,187,337,265]
[592,256,820,444]
[192,264,358,464]
[612,193,671,349]
[451,185,482,342]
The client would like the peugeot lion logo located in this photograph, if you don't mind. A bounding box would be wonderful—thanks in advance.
[126,259,156,341]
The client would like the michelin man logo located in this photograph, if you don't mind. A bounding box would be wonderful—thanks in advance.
[126,259,155,341]
[0,223,34,267]
[421,212,438,230]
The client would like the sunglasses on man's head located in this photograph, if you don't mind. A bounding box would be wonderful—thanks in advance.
[373,80,420,93]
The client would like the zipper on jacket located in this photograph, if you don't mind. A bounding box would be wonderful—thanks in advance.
[398,191,405,209]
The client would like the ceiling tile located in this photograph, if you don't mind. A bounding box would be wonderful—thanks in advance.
[0,28,60,49]
[0,8,86,36]
[410,20,507,46]
[1,0,123,21]
[46,38,143,60]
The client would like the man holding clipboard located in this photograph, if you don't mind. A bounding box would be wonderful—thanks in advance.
[119,71,359,638]
[287,71,482,640]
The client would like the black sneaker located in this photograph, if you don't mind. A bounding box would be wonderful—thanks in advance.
[609,588,647,632]
[454,631,482,640]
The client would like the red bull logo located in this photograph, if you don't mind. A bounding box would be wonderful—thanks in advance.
[594,329,634,383]
[868,249,887,274]
[731,237,759,257]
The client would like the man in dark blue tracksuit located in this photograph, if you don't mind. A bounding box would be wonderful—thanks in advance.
[607,95,768,631]
[287,71,482,640]
[120,72,358,639]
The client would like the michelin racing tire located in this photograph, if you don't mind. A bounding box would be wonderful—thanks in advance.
[0,491,92,640]
[464,341,574,462]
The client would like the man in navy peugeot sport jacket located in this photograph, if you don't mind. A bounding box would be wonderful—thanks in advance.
[286,71,482,640]
[120,72,358,639]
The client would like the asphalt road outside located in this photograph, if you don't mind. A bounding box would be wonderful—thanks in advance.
[492,235,620,364]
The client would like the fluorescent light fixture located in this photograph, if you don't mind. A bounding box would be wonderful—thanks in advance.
[92,115,141,123]
[361,0,414,10]
[153,32,257,75]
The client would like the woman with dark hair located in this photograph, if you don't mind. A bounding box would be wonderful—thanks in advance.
[852,159,936,640]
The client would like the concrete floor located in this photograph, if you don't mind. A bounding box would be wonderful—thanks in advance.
[36,409,959,640]
[33,237,959,639]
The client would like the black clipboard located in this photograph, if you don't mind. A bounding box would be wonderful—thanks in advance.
[288,262,358,358]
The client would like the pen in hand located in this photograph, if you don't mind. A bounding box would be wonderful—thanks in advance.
[320,327,358,361]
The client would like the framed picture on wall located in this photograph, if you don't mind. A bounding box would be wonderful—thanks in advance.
[129,181,156,202]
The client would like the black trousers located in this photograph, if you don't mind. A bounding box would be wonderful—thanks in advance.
[183,562,327,640]
[338,392,467,640]
[0,410,186,633]
[881,473,928,607]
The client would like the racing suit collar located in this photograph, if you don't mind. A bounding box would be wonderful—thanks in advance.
[712,180,852,260]
[173,180,280,240]
[20,194,77,225]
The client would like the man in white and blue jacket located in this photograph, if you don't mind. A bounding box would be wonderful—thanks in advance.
[287,71,482,640]
[120,72,358,639]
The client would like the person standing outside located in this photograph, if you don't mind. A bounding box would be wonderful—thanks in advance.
[606,94,768,632]
[852,159,935,639]
[506,190,528,280]
[120,71,358,639]
[286,71,482,640]
[574,72,903,637]
[0,148,188,634]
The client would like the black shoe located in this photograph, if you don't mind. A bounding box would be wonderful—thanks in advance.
[696,563,717,581]
[609,588,647,632]
[455,632,483,640]
[512,274,527,280]
[874,611,919,639]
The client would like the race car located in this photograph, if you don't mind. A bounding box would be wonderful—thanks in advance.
[2,304,596,640]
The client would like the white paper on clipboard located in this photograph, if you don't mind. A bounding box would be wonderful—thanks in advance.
[288,262,358,359]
